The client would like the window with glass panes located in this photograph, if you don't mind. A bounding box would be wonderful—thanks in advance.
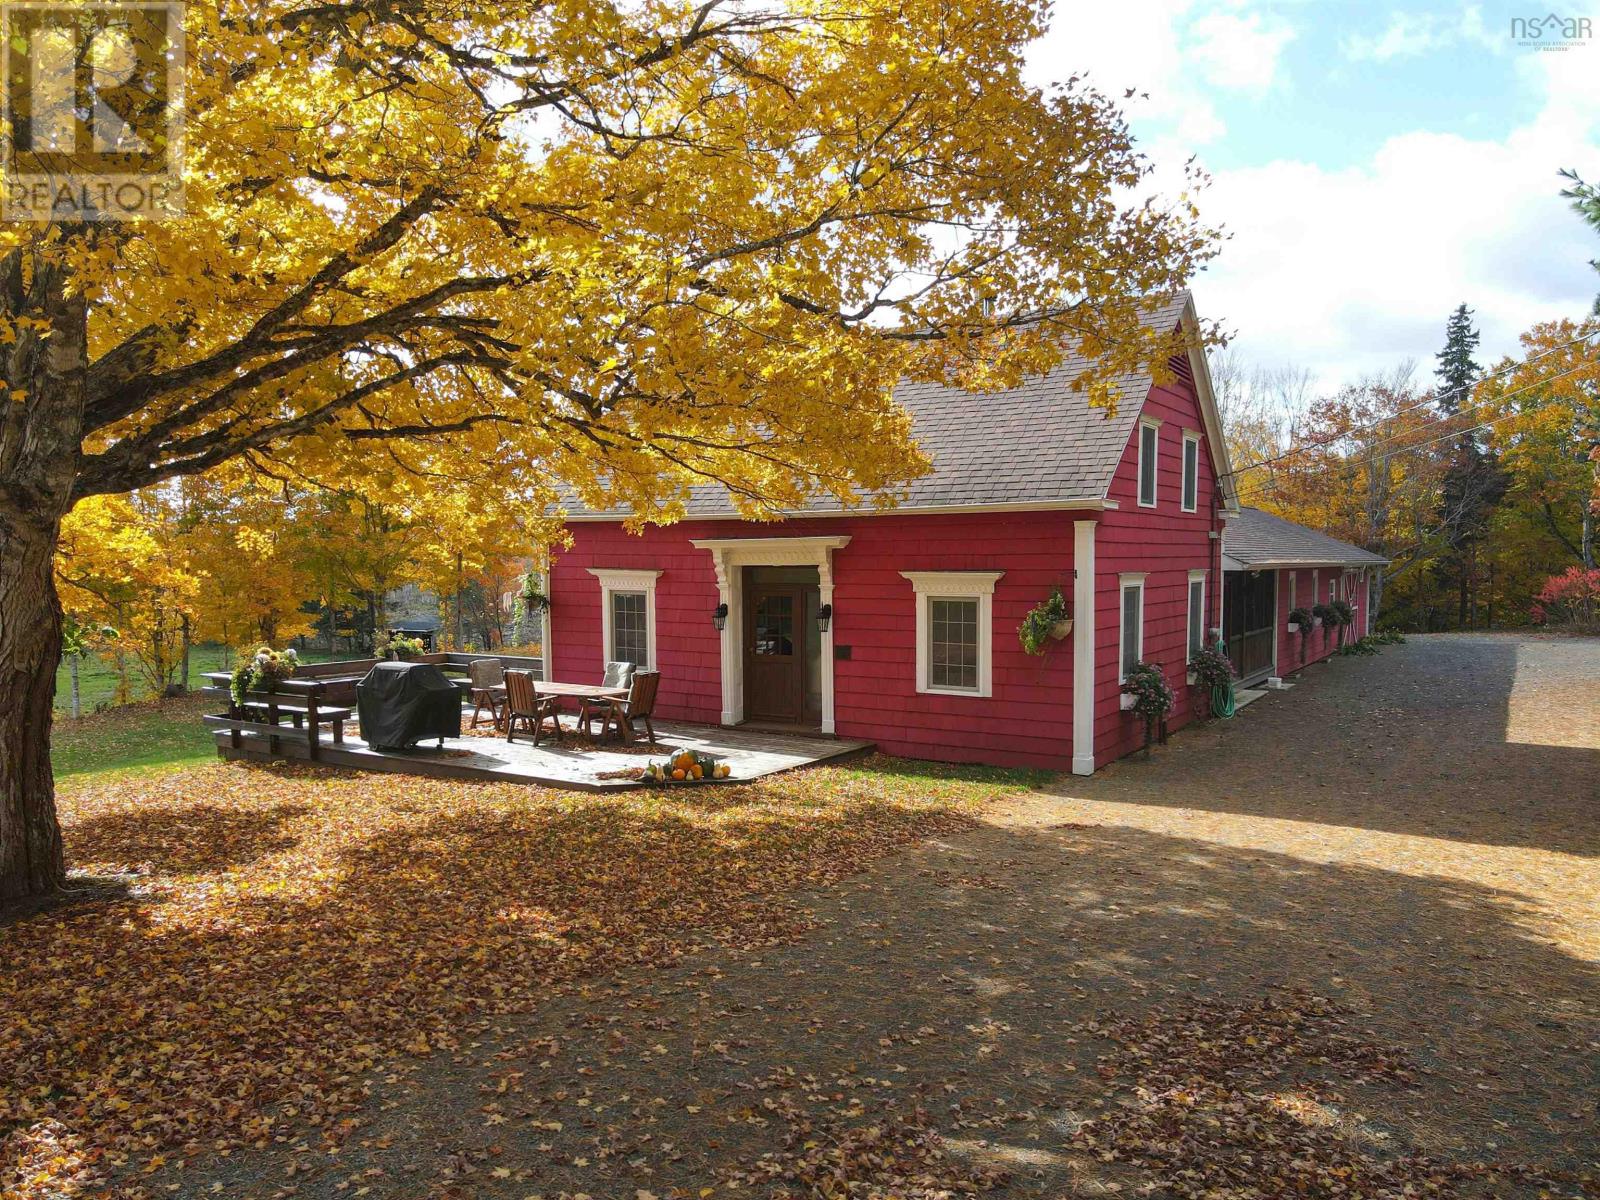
[610,591,648,667]
[1120,581,1143,679]
[928,597,979,691]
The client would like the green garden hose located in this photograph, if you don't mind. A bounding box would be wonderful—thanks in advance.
[1209,633,1237,719]
[1211,681,1236,719]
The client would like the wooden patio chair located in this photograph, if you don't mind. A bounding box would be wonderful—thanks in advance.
[467,658,507,729]
[595,670,660,745]
[504,669,561,745]
[579,661,637,735]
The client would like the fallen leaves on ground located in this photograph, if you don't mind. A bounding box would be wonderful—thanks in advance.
[1075,990,1596,1198]
[1,755,1023,1199]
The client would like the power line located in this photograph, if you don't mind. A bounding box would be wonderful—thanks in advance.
[1226,346,1599,479]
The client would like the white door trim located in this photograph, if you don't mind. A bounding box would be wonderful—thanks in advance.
[690,536,851,732]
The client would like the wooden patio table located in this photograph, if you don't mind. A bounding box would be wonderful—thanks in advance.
[534,680,633,741]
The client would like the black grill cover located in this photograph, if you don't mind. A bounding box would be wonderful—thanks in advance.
[356,662,463,750]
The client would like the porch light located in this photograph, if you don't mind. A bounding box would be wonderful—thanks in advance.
[712,603,729,632]
[816,603,833,633]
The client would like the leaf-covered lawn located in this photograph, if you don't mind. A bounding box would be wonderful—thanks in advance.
[50,695,216,779]
[0,756,1034,1199]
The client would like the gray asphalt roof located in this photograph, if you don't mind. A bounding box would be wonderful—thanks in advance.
[565,293,1192,519]
[1224,507,1389,568]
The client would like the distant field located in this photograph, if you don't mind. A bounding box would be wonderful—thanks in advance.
[54,644,340,714]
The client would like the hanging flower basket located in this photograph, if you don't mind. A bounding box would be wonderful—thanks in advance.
[1119,692,1136,711]
[1018,587,1073,656]
[1049,618,1074,640]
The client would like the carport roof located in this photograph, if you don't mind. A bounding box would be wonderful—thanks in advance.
[1224,507,1389,570]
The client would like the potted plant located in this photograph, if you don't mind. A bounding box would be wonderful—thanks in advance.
[1018,587,1073,655]
[1311,603,1332,630]
[1121,661,1175,754]
[1288,606,1312,634]
[230,645,299,706]
[1187,644,1233,690]
[376,633,426,661]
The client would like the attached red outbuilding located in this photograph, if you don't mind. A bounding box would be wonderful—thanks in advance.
[548,293,1382,773]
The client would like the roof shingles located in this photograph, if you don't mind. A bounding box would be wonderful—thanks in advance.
[565,294,1191,519]
[1224,507,1389,568]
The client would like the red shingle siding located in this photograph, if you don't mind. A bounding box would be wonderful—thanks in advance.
[553,512,1083,769]
[551,375,1227,773]
[1274,564,1369,673]
[1095,381,1222,766]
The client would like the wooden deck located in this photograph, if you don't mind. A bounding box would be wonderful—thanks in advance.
[212,713,874,791]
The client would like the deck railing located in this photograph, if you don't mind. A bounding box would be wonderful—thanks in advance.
[200,651,543,759]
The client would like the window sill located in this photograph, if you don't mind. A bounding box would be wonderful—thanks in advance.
[918,687,991,700]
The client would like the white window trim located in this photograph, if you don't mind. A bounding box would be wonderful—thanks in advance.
[587,568,661,672]
[1119,571,1147,681]
[1186,569,1206,662]
[1180,430,1200,513]
[902,571,1003,698]
[1312,569,1320,608]
[1136,418,1161,509]
[1288,571,1297,614]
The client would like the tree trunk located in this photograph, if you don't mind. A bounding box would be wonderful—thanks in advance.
[0,511,68,899]
[69,654,82,719]
[179,612,192,696]
[0,255,87,901]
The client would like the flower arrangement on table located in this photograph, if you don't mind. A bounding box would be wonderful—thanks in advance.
[230,646,299,706]
[639,748,732,783]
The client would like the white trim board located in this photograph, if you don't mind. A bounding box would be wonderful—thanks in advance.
[587,568,661,673]
[901,571,1004,699]
[690,535,850,732]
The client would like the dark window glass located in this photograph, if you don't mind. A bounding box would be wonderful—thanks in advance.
[611,591,648,667]
[1121,585,1142,676]
[929,597,979,690]
[1182,438,1199,510]
[753,594,794,656]
[1188,579,1204,659]
[1139,424,1158,505]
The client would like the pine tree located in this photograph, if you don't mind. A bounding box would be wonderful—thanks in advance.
[1435,303,1482,414]
[1432,304,1506,625]
[1559,168,1600,315]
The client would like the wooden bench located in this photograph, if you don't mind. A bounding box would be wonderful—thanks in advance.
[201,674,352,761]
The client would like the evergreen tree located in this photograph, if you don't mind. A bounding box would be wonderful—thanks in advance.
[1435,303,1482,414]
[1559,168,1600,314]
[1432,304,1507,625]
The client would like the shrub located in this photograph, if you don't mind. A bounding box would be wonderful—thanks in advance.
[1188,644,1234,690]
[1530,567,1600,630]
[1122,661,1174,721]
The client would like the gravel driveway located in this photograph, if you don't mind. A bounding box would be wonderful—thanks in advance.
[185,633,1600,1199]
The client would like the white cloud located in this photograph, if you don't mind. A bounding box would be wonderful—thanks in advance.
[1028,1,1600,391]
[1027,0,1296,146]
[1341,6,1500,63]
[1191,10,1296,90]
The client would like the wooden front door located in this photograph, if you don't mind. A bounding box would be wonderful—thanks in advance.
[1223,570,1277,683]
[743,583,807,724]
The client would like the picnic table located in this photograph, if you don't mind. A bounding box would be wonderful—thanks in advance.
[535,681,630,702]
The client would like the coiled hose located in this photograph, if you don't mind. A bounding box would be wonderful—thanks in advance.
[1210,634,1237,718]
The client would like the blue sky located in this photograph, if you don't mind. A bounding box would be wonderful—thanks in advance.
[1027,1,1600,388]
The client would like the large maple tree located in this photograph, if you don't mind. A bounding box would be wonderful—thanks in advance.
[0,0,1217,898]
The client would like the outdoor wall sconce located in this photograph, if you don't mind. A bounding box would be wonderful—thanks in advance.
[816,603,833,633]
[712,603,729,632]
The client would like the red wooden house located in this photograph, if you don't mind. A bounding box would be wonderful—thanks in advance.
[548,293,1382,773]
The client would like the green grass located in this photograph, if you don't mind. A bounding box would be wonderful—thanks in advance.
[55,644,340,714]
[52,695,217,780]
